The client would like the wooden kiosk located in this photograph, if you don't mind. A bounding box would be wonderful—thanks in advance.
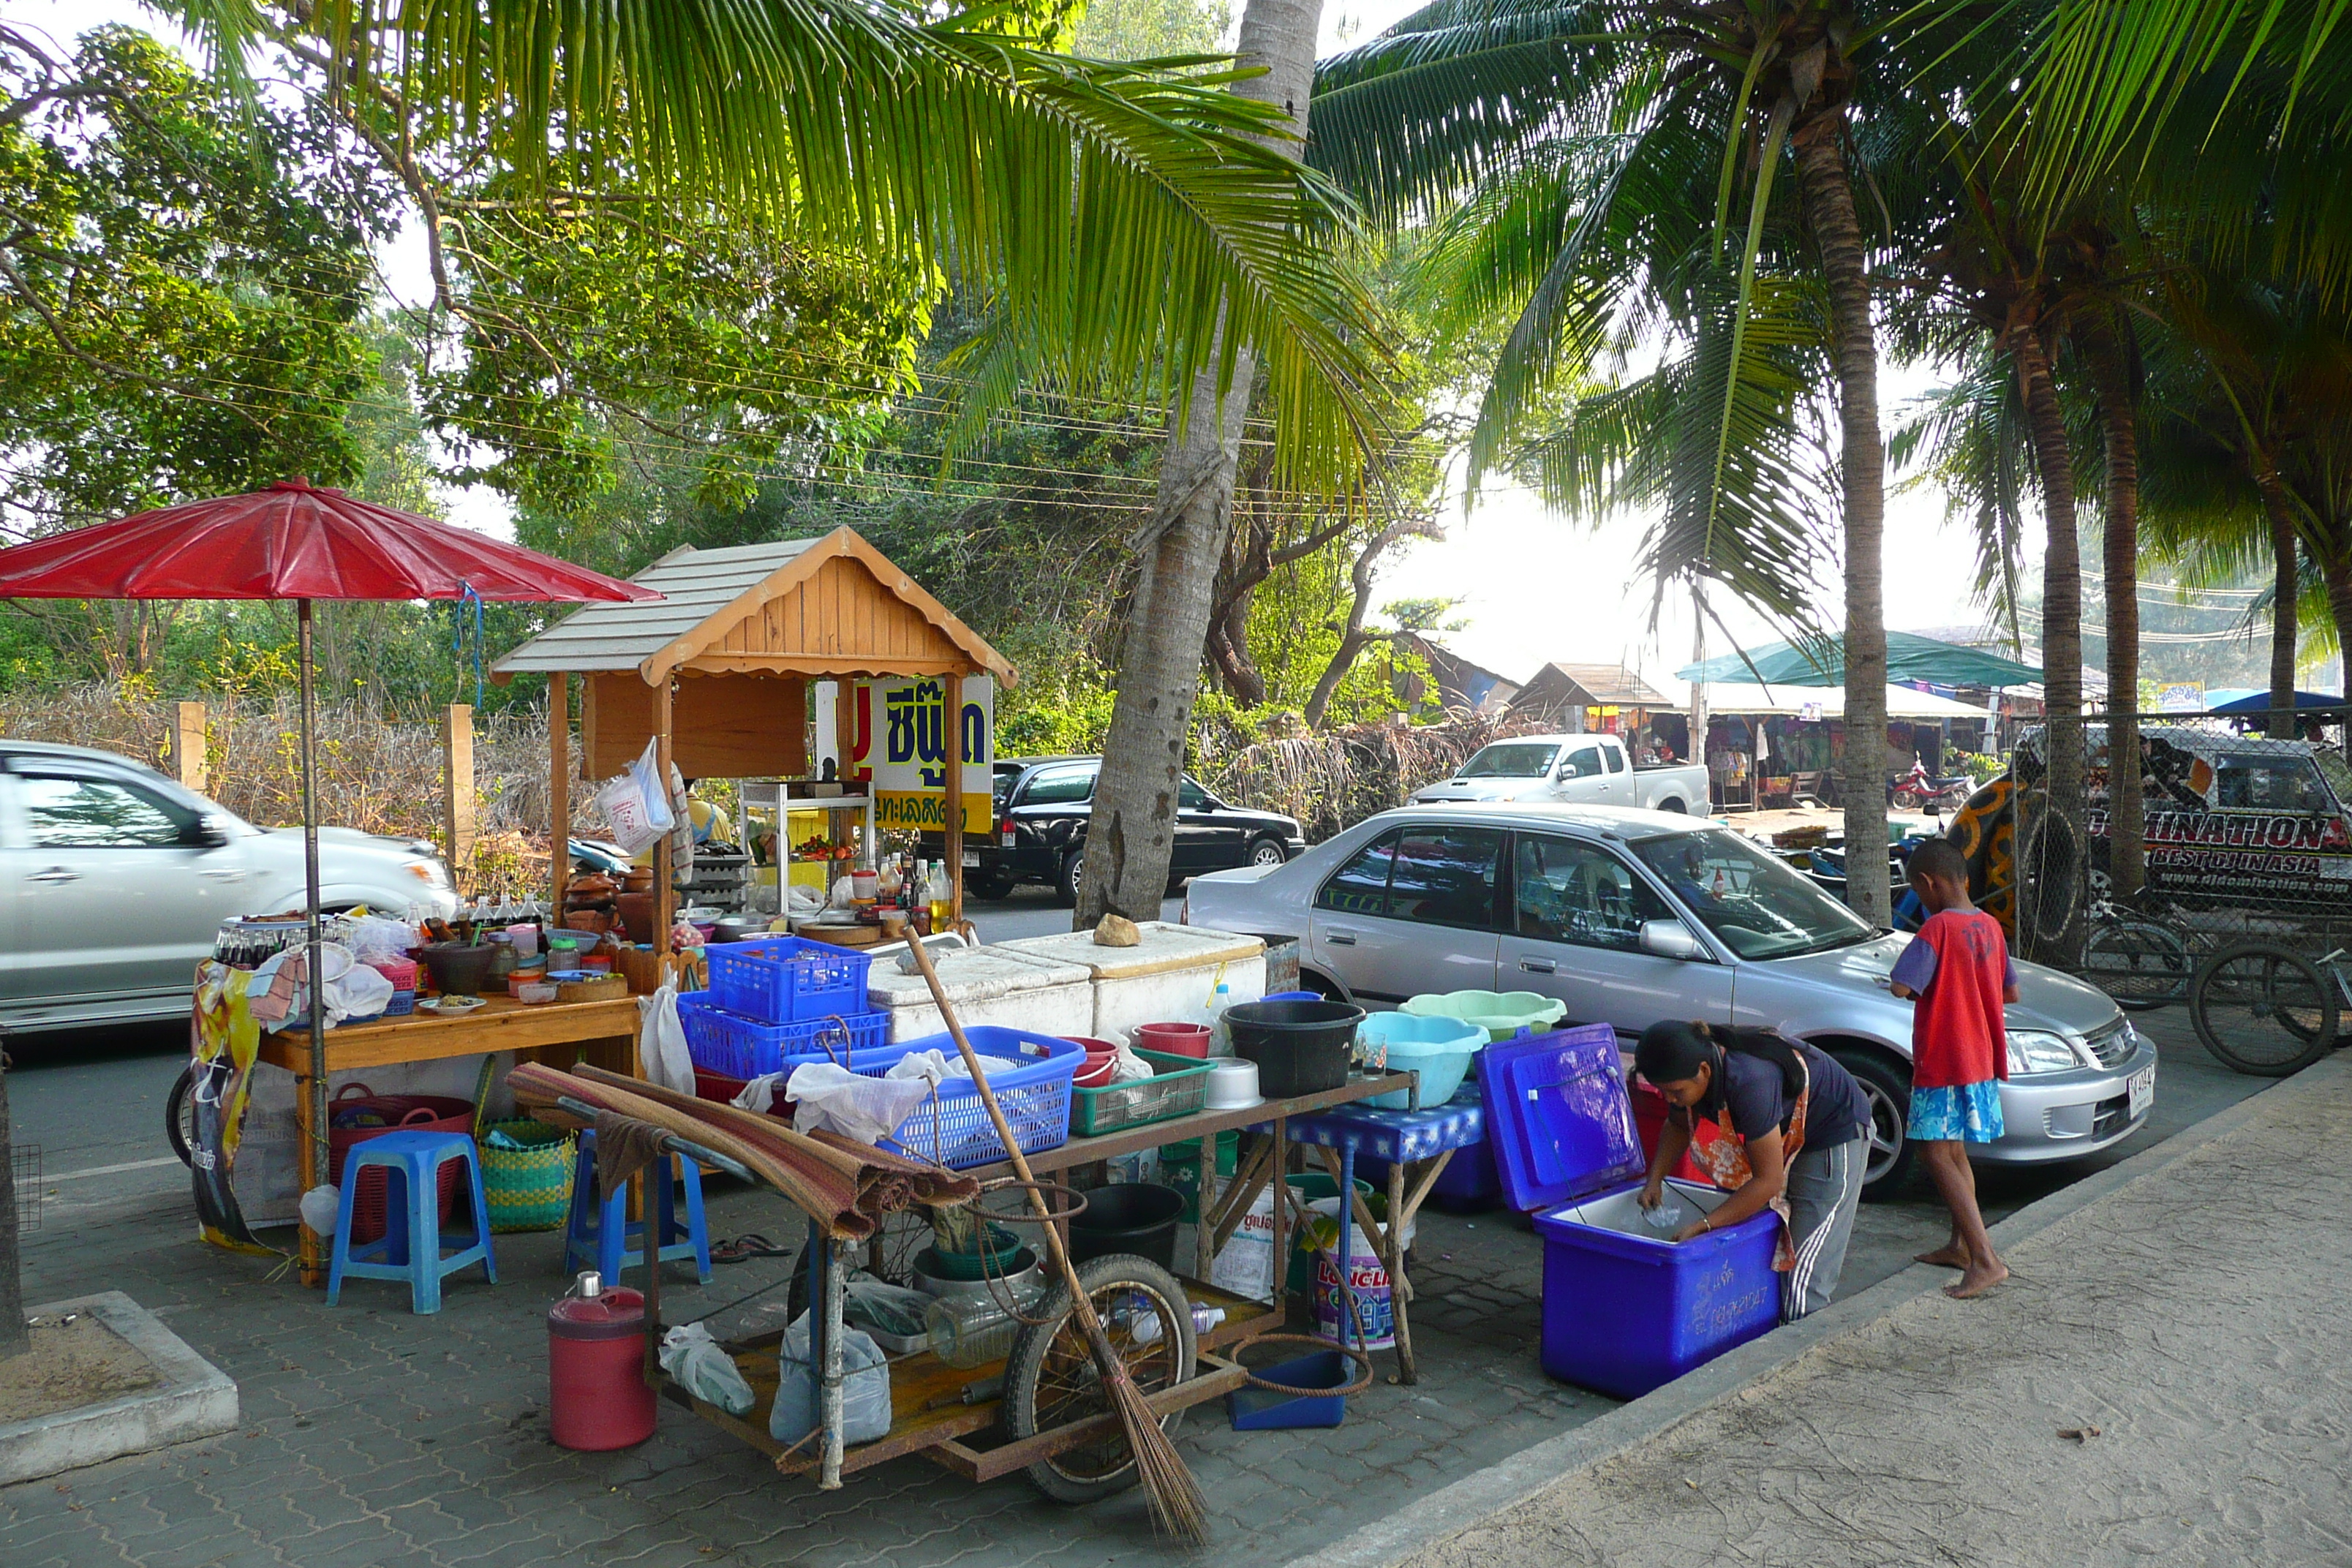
[494,524,1018,955]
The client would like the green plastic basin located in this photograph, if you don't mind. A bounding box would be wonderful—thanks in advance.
[1401,989,1568,1042]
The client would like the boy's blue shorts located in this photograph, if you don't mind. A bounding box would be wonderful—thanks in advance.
[1910,1081,2003,1143]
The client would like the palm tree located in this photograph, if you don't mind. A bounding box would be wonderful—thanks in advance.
[1309,0,1947,923]
[174,0,1384,494]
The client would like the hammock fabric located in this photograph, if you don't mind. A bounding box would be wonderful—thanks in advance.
[508,1062,976,1239]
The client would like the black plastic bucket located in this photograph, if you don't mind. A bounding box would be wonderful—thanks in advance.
[1224,998,1365,1097]
[1068,1183,1186,1269]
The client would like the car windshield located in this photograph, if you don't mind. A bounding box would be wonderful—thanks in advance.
[1458,742,1559,779]
[1629,829,1874,960]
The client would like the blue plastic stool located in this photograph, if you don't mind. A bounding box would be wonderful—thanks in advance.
[326,1130,497,1313]
[562,1130,712,1285]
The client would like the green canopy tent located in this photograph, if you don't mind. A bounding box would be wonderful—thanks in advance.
[1678,631,2041,688]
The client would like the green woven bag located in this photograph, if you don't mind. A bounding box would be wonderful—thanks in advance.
[478,1118,576,1233]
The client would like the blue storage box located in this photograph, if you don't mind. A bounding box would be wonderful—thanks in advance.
[1480,1024,1781,1400]
[676,993,891,1078]
[855,1028,1083,1171]
[706,935,871,1023]
[1226,1349,1353,1430]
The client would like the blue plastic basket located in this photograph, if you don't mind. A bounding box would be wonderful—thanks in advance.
[853,1028,1083,1171]
[676,992,890,1079]
[706,935,872,1023]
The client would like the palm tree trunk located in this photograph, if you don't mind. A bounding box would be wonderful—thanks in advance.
[1079,0,1322,924]
[2255,472,2301,739]
[2325,550,2352,763]
[2081,317,2143,897]
[2013,324,2087,963]
[1791,113,1889,927]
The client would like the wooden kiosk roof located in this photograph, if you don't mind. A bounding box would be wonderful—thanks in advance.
[491,526,1014,687]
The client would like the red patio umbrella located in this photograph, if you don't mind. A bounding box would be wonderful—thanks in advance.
[0,478,658,1273]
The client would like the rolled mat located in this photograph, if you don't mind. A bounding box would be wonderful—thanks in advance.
[508,1063,976,1240]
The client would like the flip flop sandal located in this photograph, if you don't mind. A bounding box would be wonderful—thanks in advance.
[710,1233,789,1264]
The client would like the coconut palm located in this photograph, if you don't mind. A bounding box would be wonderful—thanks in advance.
[169,0,1385,491]
[1308,0,1967,921]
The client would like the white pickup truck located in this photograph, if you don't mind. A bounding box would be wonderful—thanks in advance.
[1409,732,1709,814]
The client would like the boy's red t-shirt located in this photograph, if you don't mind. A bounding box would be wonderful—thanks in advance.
[1889,908,2015,1088]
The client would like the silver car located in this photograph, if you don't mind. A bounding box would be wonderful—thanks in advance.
[1184,801,2157,1196]
[0,740,459,1032]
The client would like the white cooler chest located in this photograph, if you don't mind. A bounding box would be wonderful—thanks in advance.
[992,923,1265,1043]
[865,944,1094,1042]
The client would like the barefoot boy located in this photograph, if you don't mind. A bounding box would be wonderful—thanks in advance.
[1887,837,2016,1300]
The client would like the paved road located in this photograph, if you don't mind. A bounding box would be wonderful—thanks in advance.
[958,886,1186,944]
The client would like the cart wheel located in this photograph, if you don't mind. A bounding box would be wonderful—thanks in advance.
[1003,1254,1197,1505]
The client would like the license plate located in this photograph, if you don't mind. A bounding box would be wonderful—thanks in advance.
[962,850,980,868]
[2127,1064,2155,1119]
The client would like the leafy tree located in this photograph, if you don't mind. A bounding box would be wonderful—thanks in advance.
[1077,0,1235,59]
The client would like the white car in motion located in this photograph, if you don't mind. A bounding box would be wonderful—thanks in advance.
[0,740,458,1032]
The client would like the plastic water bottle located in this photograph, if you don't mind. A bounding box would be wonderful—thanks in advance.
[1204,982,1234,1058]
[925,1284,1045,1368]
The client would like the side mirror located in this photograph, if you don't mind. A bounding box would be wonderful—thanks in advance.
[181,815,232,850]
[1638,920,1706,961]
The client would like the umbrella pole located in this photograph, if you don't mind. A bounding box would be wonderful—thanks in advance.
[298,598,329,1285]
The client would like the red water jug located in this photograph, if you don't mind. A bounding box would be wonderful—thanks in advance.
[547,1275,657,1451]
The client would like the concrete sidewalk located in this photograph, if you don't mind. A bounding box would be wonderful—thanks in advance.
[1338,1055,2352,1568]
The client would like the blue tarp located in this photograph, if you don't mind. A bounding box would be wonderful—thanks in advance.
[1678,631,2041,689]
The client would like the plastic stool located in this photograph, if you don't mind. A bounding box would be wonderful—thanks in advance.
[562,1131,712,1285]
[326,1130,497,1313]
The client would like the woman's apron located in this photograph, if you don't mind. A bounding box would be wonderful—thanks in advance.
[1686,1054,1810,1271]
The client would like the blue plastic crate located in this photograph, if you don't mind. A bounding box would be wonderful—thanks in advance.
[851,1028,1082,1171]
[706,935,871,1023]
[676,992,890,1079]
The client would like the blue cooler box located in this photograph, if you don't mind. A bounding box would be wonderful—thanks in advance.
[1480,1025,1782,1400]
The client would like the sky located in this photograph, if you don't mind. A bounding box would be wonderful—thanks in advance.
[13,0,2012,696]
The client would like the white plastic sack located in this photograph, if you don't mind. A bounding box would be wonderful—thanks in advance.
[660,1323,755,1415]
[346,916,419,965]
[787,1062,933,1146]
[333,960,395,1022]
[298,1183,341,1240]
[771,1312,891,1447]
[638,985,696,1095]
[883,1048,1016,1085]
[595,737,676,856]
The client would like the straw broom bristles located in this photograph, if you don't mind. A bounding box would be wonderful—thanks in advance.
[900,933,1213,1545]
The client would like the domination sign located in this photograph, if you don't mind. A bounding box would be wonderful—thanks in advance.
[850,676,994,834]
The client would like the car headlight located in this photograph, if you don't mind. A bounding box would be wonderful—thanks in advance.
[403,859,451,889]
[2006,1029,2083,1075]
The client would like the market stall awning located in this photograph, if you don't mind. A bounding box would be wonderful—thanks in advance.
[2204,689,2342,713]
[1678,631,2040,688]
[1700,683,1991,720]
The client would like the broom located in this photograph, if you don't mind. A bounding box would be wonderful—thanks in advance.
[901,934,1211,1544]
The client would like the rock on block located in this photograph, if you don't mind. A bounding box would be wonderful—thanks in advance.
[1093,913,1141,948]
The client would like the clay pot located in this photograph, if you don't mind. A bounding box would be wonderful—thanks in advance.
[564,909,613,935]
[615,891,657,944]
[622,867,656,894]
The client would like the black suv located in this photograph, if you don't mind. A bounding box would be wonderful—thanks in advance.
[924,755,1306,904]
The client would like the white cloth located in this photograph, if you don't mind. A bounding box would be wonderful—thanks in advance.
[637,985,696,1095]
[883,1048,1015,1085]
[731,1072,785,1115]
[785,1061,934,1146]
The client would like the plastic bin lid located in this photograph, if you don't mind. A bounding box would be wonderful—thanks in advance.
[1475,1023,1644,1212]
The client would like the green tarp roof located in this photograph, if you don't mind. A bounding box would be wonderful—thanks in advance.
[1677,631,2042,688]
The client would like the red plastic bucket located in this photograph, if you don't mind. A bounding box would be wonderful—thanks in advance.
[1134,1022,1211,1058]
[326,1085,474,1244]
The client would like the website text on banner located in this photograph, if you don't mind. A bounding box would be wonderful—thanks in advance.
[822,676,995,835]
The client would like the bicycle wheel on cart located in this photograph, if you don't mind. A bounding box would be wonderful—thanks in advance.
[2190,942,2338,1076]
[1003,1254,1198,1504]
[2081,919,2193,1011]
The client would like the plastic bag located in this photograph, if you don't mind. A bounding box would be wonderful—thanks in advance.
[731,1072,785,1115]
[298,1183,341,1239]
[843,1278,934,1340]
[786,1062,933,1146]
[660,1322,755,1415]
[595,737,676,856]
[883,1049,1016,1085]
[638,986,696,1095]
[771,1312,892,1447]
[1107,1042,1154,1084]
[346,915,419,965]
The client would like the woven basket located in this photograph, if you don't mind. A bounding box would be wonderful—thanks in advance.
[476,1119,576,1233]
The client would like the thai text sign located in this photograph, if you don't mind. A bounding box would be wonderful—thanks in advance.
[853,676,993,834]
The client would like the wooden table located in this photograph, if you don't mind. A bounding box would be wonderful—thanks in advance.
[259,993,641,1285]
[963,1070,1414,1354]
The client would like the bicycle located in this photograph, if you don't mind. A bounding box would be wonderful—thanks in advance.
[2188,941,2342,1076]
[2078,895,2197,1012]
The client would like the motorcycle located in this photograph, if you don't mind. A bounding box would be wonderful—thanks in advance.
[1891,757,1975,813]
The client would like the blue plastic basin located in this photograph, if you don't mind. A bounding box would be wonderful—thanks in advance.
[1356,1014,1486,1109]
[1226,1349,1352,1430]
